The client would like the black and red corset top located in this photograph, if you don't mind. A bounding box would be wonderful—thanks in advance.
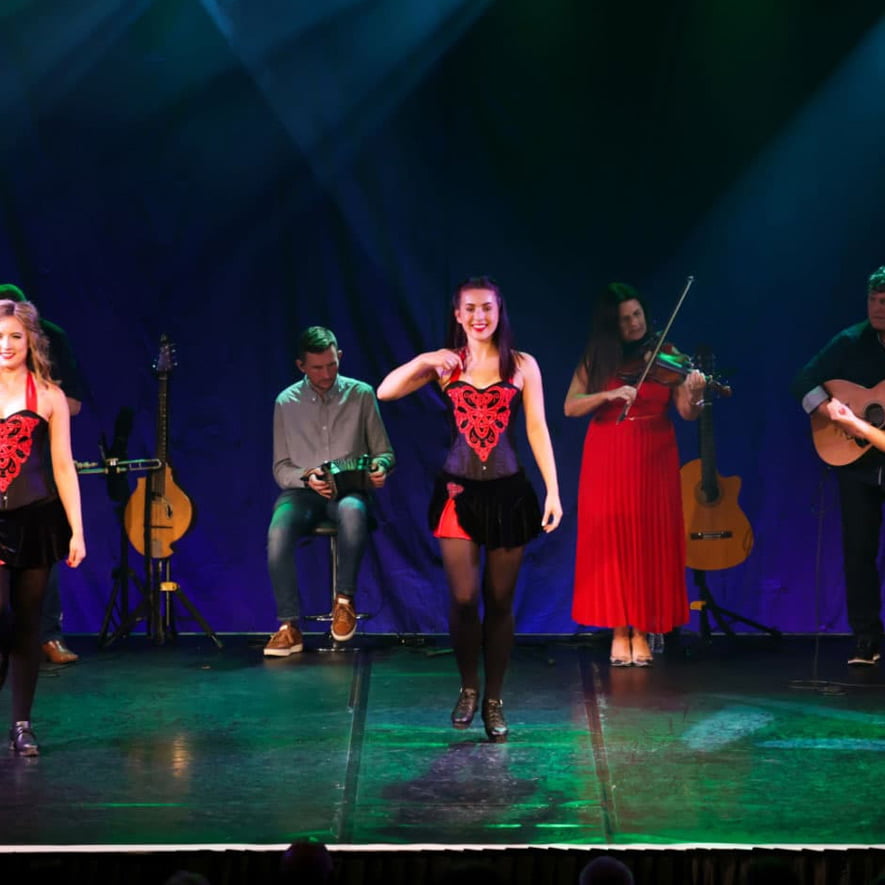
[0,373,54,510]
[441,379,522,480]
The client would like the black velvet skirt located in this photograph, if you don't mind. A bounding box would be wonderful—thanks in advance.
[428,469,542,550]
[0,496,72,568]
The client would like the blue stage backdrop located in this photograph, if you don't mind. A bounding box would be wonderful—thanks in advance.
[1,1,884,638]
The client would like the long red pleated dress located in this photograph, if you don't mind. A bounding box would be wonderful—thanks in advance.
[572,376,689,633]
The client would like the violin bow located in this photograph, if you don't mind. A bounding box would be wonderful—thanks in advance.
[618,275,695,423]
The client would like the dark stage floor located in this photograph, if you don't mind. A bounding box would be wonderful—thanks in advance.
[1,631,884,855]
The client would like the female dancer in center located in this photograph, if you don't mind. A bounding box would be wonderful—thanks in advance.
[378,276,561,742]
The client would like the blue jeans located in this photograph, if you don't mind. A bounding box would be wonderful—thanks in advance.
[40,562,63,643]
[267,488,370,622]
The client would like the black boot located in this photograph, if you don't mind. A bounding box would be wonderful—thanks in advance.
[482,698,508,743]
[451,688,479,729]
[9,721,39,756]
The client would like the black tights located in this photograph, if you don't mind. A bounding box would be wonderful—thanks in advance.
[0,565,50,723]
[439,538,524,701]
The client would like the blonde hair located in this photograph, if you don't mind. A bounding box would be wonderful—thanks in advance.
[0,299,55,385]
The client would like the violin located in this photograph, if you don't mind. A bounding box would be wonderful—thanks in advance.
[618,338,731,398]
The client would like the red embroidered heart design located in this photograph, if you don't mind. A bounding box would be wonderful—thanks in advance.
[447,385,516,462]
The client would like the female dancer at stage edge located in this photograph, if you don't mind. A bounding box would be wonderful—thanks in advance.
[378,276,561,742]
[0,299,85,755]
[564,283,704,666]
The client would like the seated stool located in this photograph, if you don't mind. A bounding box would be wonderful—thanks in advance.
[302,519,368,650]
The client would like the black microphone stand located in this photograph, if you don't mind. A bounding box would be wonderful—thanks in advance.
[77,454,163,647]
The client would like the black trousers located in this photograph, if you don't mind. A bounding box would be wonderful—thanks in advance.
[837,470,885,639]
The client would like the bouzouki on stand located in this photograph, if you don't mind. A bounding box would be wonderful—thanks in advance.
[116,335,222,648]
[679,347,780,641]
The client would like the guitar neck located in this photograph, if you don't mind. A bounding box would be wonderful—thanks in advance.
[698,402,719,501]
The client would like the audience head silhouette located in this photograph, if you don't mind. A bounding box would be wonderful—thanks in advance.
[279,840,334,884]
[578,855,635,885]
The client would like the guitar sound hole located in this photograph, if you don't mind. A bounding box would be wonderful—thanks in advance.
[864,403,885,429]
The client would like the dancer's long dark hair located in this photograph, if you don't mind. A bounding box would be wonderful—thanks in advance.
[445,276,517,382]
[579,283,653,393]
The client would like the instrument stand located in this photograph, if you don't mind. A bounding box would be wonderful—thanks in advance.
[102,547,222,649]
[97,495,146,648]
[691,568,782,642]
[79,456,156,648]
[138,466,222,648]
[146,557,223,649]
[80,455,222,650]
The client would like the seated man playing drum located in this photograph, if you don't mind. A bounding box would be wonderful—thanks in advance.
[264,326,395,655]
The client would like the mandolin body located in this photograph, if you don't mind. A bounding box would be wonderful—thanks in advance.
[124,465,194,558]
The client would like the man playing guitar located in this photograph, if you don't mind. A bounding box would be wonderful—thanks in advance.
[792,266,885,666]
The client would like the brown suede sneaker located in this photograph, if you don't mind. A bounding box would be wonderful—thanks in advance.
[263,622,304,657]
[330,597,357,643]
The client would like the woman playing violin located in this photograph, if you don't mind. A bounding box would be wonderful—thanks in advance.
[564,283,704,666]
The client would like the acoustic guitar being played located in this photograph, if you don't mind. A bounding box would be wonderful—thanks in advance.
[679,351,754,571]
[124,336,194,559]
[810,379,885,466]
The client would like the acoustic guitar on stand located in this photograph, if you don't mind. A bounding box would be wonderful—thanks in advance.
[810,379,885,466]
[680,349,754,571]
[124,335,194,558]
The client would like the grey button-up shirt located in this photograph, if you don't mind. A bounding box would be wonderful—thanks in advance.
[272,374,395,489]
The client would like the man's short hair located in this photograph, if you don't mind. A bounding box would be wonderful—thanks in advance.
[0,284,26,303]
[297,326,338,360]
[868,266,885,293]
